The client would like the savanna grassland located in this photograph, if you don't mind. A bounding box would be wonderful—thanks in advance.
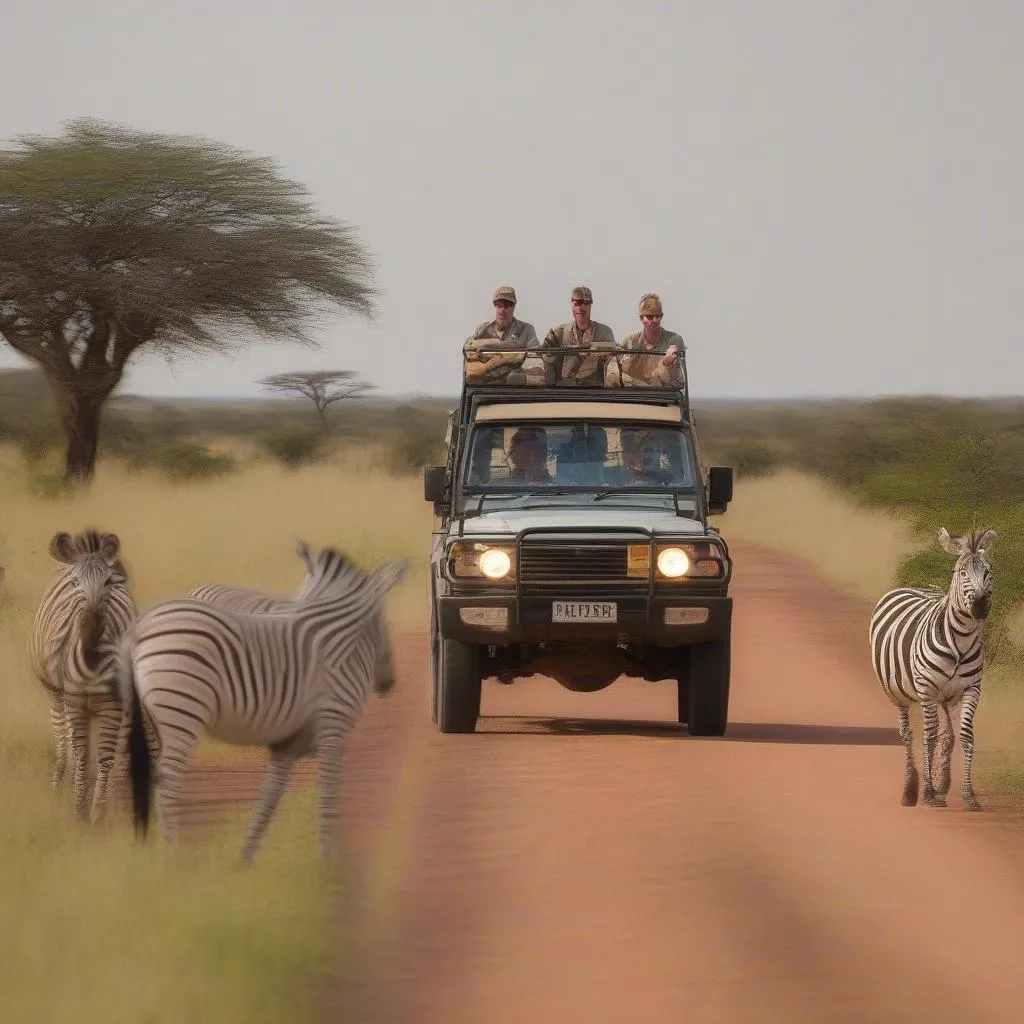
[2,368,1023,1020]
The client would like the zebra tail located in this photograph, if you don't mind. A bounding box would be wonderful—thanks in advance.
[121,646,151,838]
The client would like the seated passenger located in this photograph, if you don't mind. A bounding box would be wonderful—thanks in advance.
[606,293,686,389]
[508,427,551,485]
[540,286,617,387]
[464,286,539,385]
[555,425,608,485]
[620,429,675,485]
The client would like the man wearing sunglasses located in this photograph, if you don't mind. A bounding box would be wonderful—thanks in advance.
[464,285,539,385]
[606,292,686,389]
[540,285,617,386]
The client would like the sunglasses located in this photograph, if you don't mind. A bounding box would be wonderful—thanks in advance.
[494,300,515,308]
[642,313,663,321]
[572,299,593,306]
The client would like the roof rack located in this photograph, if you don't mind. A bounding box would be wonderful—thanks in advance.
[457,343,692,426]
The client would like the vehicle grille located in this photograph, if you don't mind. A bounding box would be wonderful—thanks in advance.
[518,541,639,587]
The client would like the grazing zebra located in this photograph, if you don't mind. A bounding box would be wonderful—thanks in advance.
[119,540,408,864]
[28,529,137,821]
[869,527,997,810]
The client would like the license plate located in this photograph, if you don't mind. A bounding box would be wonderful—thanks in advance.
[551,601,617,623]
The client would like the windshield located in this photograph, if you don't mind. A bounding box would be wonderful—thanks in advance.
[463,421,697,491]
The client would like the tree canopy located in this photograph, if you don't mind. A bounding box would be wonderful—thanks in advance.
[0,118,379,480]
[259,370,376,428]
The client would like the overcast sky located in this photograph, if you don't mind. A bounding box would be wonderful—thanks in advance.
[1,1,1021,400]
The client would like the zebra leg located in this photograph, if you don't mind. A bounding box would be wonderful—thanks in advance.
[152,736,202,846]
[89,698,122,824]
[920,700,945,807]
[935,703,955,799]
[240,750,297,866]
[64,698,92,820]
[959,685,983,811]
[897,706,919,806]
[315,739,344,863]
[47,691,70,792]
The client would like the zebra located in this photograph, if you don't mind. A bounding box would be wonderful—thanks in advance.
[869,527,997,810]
[28,529,137,821]
[118,539,408,864]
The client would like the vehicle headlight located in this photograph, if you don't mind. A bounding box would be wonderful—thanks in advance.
[479,548,512,580]
[654,542,727,581]
[656,547,689,578]
[448,542,516,581]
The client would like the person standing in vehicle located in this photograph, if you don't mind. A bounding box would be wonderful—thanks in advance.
[606,293,686,389]
[540,285,616,386]
[464,286,539,385]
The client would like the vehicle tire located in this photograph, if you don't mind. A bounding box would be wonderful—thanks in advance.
[687,638,730,737]
[429,597,441,725]
[437,636,482,734]
[676,646,691,725]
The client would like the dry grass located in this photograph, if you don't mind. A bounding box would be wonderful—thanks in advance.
[713,468,923,601]
[0,446,428,1023]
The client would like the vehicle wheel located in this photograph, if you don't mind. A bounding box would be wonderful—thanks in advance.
[437,636,482,734]
[687,638,730,737]
[429,598,441,725]
[676,646,691,725]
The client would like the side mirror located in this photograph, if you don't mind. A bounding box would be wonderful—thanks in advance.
[423,465,447,504]
[707,466,733,515]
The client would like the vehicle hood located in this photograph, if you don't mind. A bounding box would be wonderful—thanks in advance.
[459,507,708,537]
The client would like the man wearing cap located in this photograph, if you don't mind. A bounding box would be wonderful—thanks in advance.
[606,292,686,389]
[540,286,617,387]
[463,286,539,385]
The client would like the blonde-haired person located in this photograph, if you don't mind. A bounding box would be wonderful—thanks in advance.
[607,293,686,389]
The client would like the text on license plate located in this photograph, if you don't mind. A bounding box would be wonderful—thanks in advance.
[551,601,617,623]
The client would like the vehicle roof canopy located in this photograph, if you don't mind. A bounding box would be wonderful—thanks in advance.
[473,401,682,424]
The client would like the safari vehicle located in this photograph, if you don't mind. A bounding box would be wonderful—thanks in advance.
[423,342,735,735]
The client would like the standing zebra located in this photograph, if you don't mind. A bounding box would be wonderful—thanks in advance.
[869,527,997,810]
[119,540,407,864]
[28,529,137,821]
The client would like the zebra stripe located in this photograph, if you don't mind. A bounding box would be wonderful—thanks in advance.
[119,540,407,864]
[186,562,396,689]
[28,529,137,822]
[869,527,997,810]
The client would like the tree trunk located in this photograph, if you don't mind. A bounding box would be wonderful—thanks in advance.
[55,388,107,484]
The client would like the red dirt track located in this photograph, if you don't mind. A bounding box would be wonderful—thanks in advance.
[178,545,1024,1023]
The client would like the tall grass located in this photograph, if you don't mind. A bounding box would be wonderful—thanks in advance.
[0,446,429,1022]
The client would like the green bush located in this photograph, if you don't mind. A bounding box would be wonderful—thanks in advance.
[714,439,782,479]
[259,429,326,469]
[132,441,236,481]
[385,429,442,476]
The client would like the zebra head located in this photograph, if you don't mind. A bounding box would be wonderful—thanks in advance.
[937,527,997,621]
[49,529,125,662]
[293,538,409,695]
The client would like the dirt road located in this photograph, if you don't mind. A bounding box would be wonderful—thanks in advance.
[184,544,1024,1023]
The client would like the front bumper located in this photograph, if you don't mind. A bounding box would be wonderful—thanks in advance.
[438,591,732,647]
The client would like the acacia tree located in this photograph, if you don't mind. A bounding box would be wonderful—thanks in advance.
[0,119,378,482]
[259,369,375,430]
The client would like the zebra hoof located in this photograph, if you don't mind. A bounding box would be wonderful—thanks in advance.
[963,797,983,812]
[901,793,918,807]
[922,796,947,808]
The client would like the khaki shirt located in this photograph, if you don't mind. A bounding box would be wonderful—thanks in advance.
[540,320,617,385]
[464,318,539,383]
[612,327,686,389]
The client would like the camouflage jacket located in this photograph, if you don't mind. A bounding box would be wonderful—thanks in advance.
[540,320,617,384]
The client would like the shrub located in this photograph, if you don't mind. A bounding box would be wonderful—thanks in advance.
[132,441,236,481]
[259,429,326,469]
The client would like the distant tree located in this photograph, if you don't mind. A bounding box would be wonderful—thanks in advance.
[259,369,375,430]
[0,119,378,482]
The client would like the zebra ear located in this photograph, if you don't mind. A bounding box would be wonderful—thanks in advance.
[49,531,77,563]
[294,537,314,574]
[369,559,409,596]
[936,528,961,555]
[98,533,121,566]
[978,529,998,554]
